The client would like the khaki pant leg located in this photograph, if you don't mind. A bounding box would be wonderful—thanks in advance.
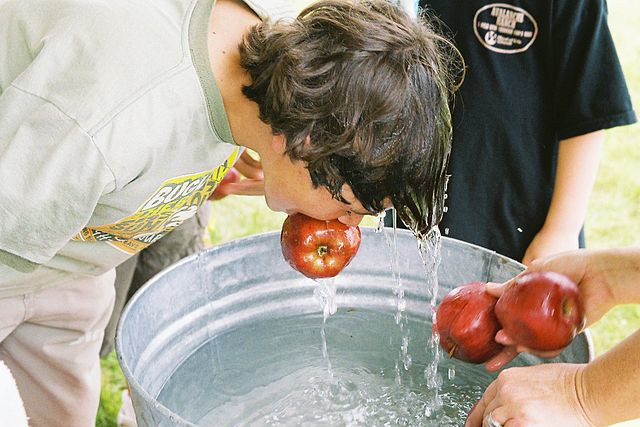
[0,270,116,427]
[0,293,28,427]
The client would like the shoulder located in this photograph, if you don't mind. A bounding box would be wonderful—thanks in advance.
[5,0,193,130]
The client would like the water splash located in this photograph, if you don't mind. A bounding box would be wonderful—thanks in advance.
[417,225,444,416]
[314,278,338,321]
[314,278,338,379]
[448,366,456,381]
[381,209,414,384]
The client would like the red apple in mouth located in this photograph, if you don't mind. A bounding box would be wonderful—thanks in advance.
[434,281,504,363]
[280,213,361,279]
[495,271,585,352]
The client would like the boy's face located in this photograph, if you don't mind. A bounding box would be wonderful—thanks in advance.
[260,135,374,227]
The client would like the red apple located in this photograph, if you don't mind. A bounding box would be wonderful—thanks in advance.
[434,281,504,363]
[280,213,361,279]
[210,167,241,201]
[495,271,585,352]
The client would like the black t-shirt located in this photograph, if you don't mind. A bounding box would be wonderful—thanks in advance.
[388,0,636,261]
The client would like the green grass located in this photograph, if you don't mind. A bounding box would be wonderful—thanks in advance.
[584,0,640,360]
[203,196,287,244]
[97,1,640,425]
[97,352,128,427]
[580,3,640,425]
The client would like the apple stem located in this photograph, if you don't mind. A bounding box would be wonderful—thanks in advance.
[317,245,329,257]
[448,344,457,358]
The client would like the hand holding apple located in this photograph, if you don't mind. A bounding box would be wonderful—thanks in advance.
[280,213,361,279]
[434,281,504,363]
[436,271,585,364]
[495,271,585,352]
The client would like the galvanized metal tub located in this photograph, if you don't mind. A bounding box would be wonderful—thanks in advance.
[116,229,594,426]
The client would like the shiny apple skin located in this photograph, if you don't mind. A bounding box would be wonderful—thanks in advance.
[495,271,585,351]
[280,213,361,279]
[434,281,504,364]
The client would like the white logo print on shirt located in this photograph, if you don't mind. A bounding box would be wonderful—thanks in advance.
[473,3,538,54]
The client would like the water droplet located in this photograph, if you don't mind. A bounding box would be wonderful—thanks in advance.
[375,211,387,233]
[403,354,413,370]
[448,367,456,380]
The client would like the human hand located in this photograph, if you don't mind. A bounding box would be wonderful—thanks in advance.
[521,227,580,266]
[483,249,617,371]
[513,250,616,328]
[465,363,593,427]
[234,149,264,181]
[210,150,265,199]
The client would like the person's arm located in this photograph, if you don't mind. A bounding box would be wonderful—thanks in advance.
[465,330,640,427]
[465,248,640,427]
[209,150,265,200]
[485,247,640,371]
[522,131,604,265]
[580,328,640,426]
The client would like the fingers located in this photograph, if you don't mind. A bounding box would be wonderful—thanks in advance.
[494,330,516,346]
[484,346,518,372]
[468,378,519,427]
[486,406,512,427]
[465,396,487,426]
[465,381,497,427]
[516,347,563,359]
[485,281,509,298]
[220,179,265,196]
[235,150,264,180]
[210,153,265,200]
[239,149,261,167]
[521,257,546,275]
[484,332,563,372]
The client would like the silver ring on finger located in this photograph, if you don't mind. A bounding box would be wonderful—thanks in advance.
[485,410,503,427]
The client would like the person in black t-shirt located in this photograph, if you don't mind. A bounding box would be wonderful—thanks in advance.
[386,0,636,265]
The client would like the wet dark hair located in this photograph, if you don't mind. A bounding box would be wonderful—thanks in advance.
[240,0,461,235]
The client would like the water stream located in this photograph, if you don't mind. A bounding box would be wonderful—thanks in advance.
[156,212,473,426]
